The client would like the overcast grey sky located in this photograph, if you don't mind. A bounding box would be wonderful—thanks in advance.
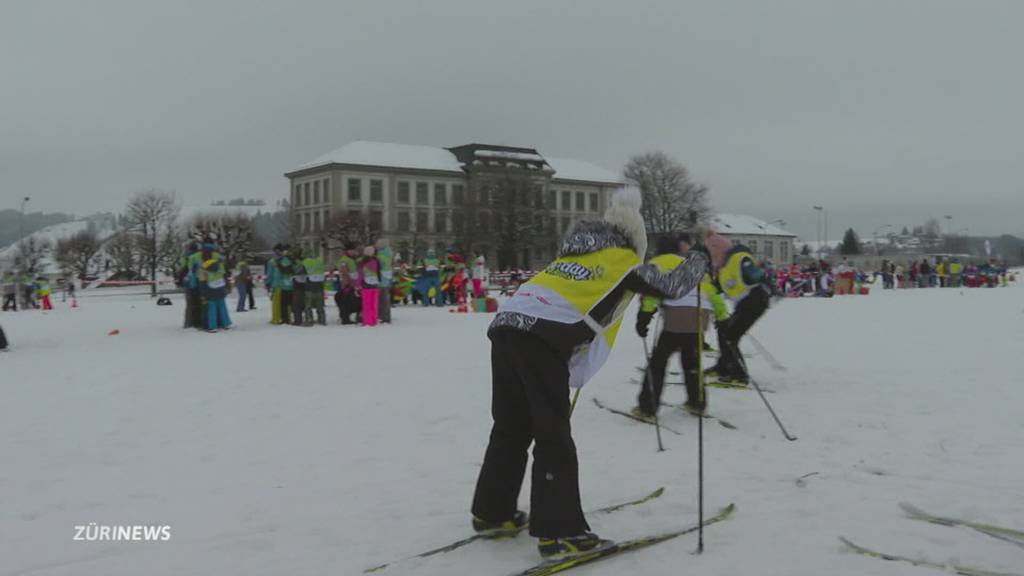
[3,0,1023,241]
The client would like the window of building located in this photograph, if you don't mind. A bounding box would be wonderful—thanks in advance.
[452,184,465,205]
[369,210,383,232]
[370,179,383,203]
[434,212,446,233]
[533,185,544,209]
[304,182,311,206]
[397,181,410,204]
[575,192,585,211]
[348,179,361,202]
[534,213,545,234]
[764,240,774,260]
[293,184,301,207]
[478,187,489,206]
[416,182,429,205]
[749,240,758,254]
[434,183,447,206]
[453,212,464,234]
[416,211,429,232]
[547,190,557,209]
[303,212,311,233]
[781,242,790,262]
[324,178,331,200]
[397,211,411,232]
[561,191,571,211]
[313,180,320,204]
[589,193,599,212]
[561,216,571,234]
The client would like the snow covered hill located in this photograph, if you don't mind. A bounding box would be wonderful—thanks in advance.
[1,282,1022,575]
[0,217,118,274]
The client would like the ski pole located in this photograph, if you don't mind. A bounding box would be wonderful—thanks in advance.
[695,276,705,553]
[732,339,797,441]
[747,334,787,372]
[641,336,665,452]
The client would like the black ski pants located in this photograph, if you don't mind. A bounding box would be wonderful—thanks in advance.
[2,294,16,311]
[717,287,770,378]
[472,329,589,539]
[638,331,700,415]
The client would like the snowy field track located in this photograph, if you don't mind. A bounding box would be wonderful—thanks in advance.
[2,281,1023,575]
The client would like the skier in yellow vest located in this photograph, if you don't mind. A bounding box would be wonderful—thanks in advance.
[704,244,771,384]
[633,232,726,417]
[471,187,729,560]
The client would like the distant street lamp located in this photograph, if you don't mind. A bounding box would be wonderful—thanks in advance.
[20,196,31,244]
[812,206,825,259]
[944,215,953,237]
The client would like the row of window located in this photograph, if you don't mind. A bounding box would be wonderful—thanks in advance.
[745,239,790,262]
[293,178,331,208]
[293,177,602,213]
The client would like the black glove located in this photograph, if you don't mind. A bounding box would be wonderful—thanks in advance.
[636,310,654,338]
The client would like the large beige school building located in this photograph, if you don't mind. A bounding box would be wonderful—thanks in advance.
[284,141,624,269]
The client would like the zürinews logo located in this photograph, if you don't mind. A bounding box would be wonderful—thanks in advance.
[73,524,172,542]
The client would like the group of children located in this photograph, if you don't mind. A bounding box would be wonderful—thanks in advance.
[2,270,75,312]
[175,240,235,333]
[262,240,489,328]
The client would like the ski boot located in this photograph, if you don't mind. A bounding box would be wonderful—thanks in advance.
[538,532,611,559]
[472,510,528,538]
[629,406,657,423]
[715,373,749,386]
[683,381,707,414]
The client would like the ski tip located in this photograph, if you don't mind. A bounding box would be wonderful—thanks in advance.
[651,487,665,498]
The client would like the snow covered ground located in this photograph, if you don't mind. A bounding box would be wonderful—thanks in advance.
[1,280,1023,575]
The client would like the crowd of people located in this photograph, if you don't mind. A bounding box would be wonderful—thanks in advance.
[764,256,1014,298]
[174,238,493,332]
[2,271,76,311]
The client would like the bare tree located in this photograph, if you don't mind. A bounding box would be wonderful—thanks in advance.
[451,170,554,268]
[124,189,181,296]
[624,151,709,234]
[54,229,102,280]
[13,236,52,276]
[188,212,254,269]
[105,233,141,278]
[321,211,378,248]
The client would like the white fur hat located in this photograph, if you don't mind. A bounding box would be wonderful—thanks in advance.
[603,185,647,257]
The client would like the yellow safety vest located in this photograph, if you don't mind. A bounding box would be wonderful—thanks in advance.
[640,253,717,314]
[501,246,640,388]
[718,249,755,301]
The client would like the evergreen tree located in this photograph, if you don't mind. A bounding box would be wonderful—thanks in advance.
[840,228,862,255]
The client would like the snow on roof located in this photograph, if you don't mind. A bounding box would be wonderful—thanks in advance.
[547,157,624,184]
[292,141,624,184]
[293,141,464,173]
[710,213,797,238]
[475,150,546,162]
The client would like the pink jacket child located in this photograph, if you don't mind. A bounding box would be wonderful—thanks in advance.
[358,247,380,326]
